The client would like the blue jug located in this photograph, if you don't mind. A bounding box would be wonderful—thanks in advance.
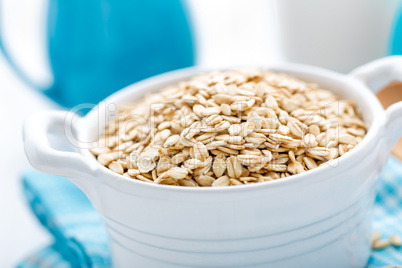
[0,0,194,108]
[391,3,402,55]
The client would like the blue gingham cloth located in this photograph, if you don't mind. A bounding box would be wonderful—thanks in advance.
[18,158,402,268]
[368,157,402,267]
[18,171,110,268]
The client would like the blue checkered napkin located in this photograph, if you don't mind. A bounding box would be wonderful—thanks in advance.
[368,157,402,267]
[17,157,402,268]
[19,171,111,268]
[16,245,70,268]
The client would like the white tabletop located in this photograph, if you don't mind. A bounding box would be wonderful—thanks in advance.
[0,59,55,267]
[0,0,278,266]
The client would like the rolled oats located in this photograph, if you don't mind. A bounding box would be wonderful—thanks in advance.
[212,175,230,187]
[91,69,367,186]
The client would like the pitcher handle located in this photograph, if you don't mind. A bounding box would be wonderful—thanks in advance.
[350,56,402,148]
[23,110,94,178]
[0,8,49,91]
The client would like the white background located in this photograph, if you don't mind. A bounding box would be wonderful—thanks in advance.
[0,0,278,266]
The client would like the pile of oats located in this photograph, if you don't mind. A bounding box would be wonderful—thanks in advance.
[372,231,401,250]
[90,69,367,187]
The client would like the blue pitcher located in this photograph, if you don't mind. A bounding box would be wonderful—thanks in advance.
[391,3,402,55]
[0,0,194,108]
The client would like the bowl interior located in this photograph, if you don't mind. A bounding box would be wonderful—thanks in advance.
[77,64,384,189]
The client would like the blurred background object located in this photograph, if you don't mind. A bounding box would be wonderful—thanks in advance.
[381,0,402,161]
[391,3,402,56]
[1,0,194,108]
[275,0,400,73]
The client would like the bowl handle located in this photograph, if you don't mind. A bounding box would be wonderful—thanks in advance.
[23,110,95,178]
[350,56,402,148]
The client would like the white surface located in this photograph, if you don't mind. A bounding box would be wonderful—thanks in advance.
[23,59,401,267]
[0,0,277,267]
[188,0,279,67]
[0,59,55,267]
[275,0,399,73]
[0,0,54,267]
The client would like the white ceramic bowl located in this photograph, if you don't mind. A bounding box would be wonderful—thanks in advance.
[24,57,402,268]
